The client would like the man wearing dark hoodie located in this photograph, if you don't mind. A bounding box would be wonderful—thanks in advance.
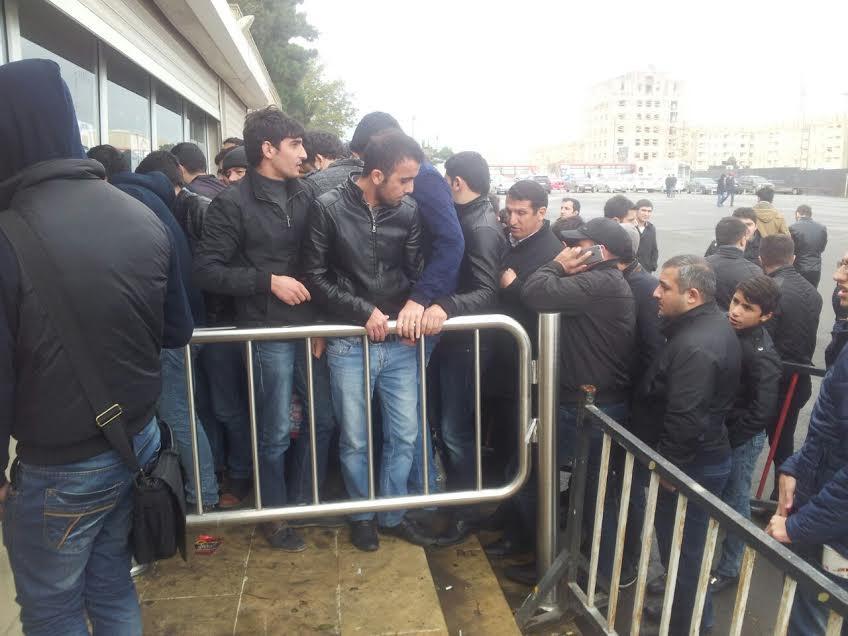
[110,153,220,510]
[0,59,192,635]
[171,141,227,199]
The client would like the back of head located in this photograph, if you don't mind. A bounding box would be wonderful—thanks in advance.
[796,204,812,218]
[715,216,747,247]
[756,186,775,203]
[735,275,781,316]
[444,151,490,196]
[137,150,184,188]
[304,130,344,165]
[732,207,757,224]
[0,59,85,181]
[507,179,548,211]
[349,111,401,155]
[221,146,248,172]
[170,142,207,175]
[242,105,305,168]
[604,194,635,221]
[361,130,425,177]
[759,234,794,269]
[87,144,130,181]
[663,254,716,303]
[223,137,243,147]
[552,214,586,235]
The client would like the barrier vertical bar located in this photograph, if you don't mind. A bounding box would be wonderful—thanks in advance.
[659,493,688,635]
[363,336,375,499]
[474,329,483,490]
[184,345,203,515]
[826,610,845,636]
[418,336,430,495]
[607,451,634,627]
[774,577,798,635]
[690,517,720,635]
[728,547,757,636]
[587,433,611,608]
[536,313,560,607]
[304,338,320,505]
[631,469,660,636]
[245,342,262,510]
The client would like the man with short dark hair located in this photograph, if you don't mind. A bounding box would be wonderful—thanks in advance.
[753,186,789,237]
[604,193,637,224]
[705,207,761,263]
[710,276,782,592]
[0,59,193,634]
[634,198,658,273]
[304,130,434,552]
[301,130,344,175]
[221,146,248,185]
[560,197,580,219]
[634,255,739,634]
[789,204,828,288]
[194,106,316,551]
[706,216,763,309]
[759,234,823,491]
[86,143,129,180]
[171,141,226,199]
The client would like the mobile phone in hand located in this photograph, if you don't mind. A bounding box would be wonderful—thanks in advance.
[582,244,606,266]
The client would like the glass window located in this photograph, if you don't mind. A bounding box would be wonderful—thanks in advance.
[186,103,208,166]
[19,0,99,149]
[155,82,182,151]
[105,48,151,169]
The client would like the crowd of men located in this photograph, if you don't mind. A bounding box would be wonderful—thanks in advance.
[0,59,846,635]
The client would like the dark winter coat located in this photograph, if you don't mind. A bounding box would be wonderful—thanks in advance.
[636,222,659,272]
[789,217,828,274]
[706,245,763,310]
[622,261,666,374]
[766,265,823,365]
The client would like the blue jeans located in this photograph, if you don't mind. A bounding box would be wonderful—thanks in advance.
[3,419,161,636]
[408,336,439,496]
[716,431,766,577]
[252,340,297,508]
[197,343,252,481]
[512,401,628,577]
[290,345,337,504]
[789,553,848,636]
[159,348,219,505]
[655,454,731,635]
[327,336,420,527]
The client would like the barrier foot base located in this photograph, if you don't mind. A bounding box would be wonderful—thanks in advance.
[515,547,574,630]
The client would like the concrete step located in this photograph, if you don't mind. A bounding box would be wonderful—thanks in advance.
[137,524,450,635]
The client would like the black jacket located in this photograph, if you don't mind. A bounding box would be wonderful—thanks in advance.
[522,260,636,404]
[622,261,666,374]
[826,320,848,369]
[303,177,423,324]
[706,245,763,309]
[186,174,226,199]
[727,325,781,448]
[434,195,507,318]
[705,233,760,264]
[636,222,659,272]
[193,168,316,327]
[304,157,363,196]
[632,302,741,465]
[766,265,823,365]
[0,159,193,472]
[789,217,828,273]
[500,221,564,351]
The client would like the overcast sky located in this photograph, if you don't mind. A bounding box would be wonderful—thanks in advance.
[301,0,848,160]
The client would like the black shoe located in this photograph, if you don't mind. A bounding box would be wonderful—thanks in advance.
[647,573,666,596]
[618,563,638,590]
[289,515,347,528]
[435,519,478,547]
[262,522,307,552]
[380,517,438,547]
[709,572,738,593]
[484,537,531,557]
[643,600,662,622]
[350,520,379,552]
[505,562,537,586]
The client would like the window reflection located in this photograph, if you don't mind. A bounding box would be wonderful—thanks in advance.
[156,82,183,151]
[19,0,98,150]
[186,102,207,162]
[105,48,151,169]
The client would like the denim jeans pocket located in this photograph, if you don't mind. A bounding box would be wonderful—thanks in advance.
[326,336,357,357]
[43,482,123,553]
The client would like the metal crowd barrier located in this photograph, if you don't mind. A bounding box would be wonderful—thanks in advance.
[180,314,532,527]
[519,316,848,634]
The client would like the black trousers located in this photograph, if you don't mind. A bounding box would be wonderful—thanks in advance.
[766,373,813,472]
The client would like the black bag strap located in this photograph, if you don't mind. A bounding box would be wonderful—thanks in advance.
[0,210,142,474]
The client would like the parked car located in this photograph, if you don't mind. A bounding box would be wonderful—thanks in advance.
[526,174,552,193]
[491,174,515,195]
[771,181,803,195]
[686,177,718,194]
[573,177,596,193]
[737,175,774,194]
[607,175,637,192]
[549,176,566,191]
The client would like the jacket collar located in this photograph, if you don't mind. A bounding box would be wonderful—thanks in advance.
[767,264,796,279]
[716,245,745,258]
[247,168,288,207]
[661,301,719,338]
[455,194,489,216]
[510,219,552,248]
[343,174,405,215]
[0,158,104,208]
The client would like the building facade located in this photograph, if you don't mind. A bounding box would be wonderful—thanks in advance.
[0,0,280,169]
[584,70,687,168]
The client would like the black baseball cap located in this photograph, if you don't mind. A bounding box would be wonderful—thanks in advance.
[221,146,247,171]
[558,217,634,261]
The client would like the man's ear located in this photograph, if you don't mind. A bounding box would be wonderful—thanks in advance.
[370,169,385,186]
[759,311,774,324]
[538,206,547,217]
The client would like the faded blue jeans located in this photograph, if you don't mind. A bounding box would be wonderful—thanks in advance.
[3,418,161,636]
[327,336,419,527]
[159,348,219,506]
[715,431,766,577]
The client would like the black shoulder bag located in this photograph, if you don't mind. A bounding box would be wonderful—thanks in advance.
[0,210,187,564]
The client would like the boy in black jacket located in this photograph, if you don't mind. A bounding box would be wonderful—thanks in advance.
[711,276,782,592]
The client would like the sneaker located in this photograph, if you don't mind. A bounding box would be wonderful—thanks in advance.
[262,522,306,552]
[350,520,379,552]
[380,517,438,547]
[709,572,738,593]
[288,515,347,528]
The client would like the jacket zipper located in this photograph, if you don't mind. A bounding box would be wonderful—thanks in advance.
[369,209,378,280]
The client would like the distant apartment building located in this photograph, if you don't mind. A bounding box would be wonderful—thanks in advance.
[686,115,848,171]
[584,70,687,168]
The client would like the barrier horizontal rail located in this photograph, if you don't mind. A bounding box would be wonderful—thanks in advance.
[179,314,533,528]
